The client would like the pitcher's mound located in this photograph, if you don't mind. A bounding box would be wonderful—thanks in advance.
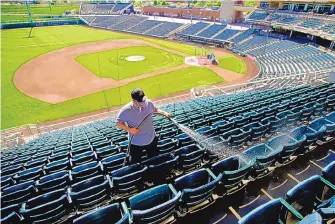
[126,55,145,62]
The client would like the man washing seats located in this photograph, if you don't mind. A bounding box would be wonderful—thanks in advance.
[116,88,172,164]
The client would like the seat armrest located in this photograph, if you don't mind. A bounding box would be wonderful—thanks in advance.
[168,184,178,196]
[280,198,304,220]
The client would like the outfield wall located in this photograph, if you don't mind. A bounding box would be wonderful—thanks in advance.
[0,19,84,29]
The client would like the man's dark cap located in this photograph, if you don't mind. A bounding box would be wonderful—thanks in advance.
[131,88,146,102]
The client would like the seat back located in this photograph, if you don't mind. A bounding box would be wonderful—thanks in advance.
[73,202,129,224]
[71,161,101,183]
[36,170,70,193]
[143,153,178,179]
[1,181,36,207]
[174,169,221,207]
[129,184,181,224]
[71,175,111,209]
[111,164,148,195]
[175,144,205,171]
[101,153,126,173]
[212,156,253,189]
[20,189,71,224]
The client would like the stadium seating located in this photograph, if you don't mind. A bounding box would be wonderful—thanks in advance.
[35,170,71,193]
[70,175,112,209]
[1,180,37,208]
[175,144,205,171]
[215,29,240,40]
[111,163,147,195]
[173,168,221,213]
[128,184,181,223]
[178,22,209,36]
[217,156,251,189]
[238,198,304,224]
[73,202,130,224]
[19,189,72,224]
[286,175,335,216]
[1,82,335,223]
[128,20,162,34]
[143,153,178,181]
[80,3,131,15]
[146,21,183,37]
[197,24,226,38]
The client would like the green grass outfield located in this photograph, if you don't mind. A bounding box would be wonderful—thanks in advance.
[218,55,247,74]
[1,25,226,129]
[75,46,184,80]
[1,4,79,15]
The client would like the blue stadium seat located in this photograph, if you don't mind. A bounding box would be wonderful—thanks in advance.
[267,134,305,165]
[71,161,103,183]
[309,117,334,143]
[19,189,72,224]
[157,138,178,154]
[196,126,217,137]
[70,175,112,210]
[35,170,71,193]
[0,204,22,224]
[174,133,194,147]
[71,145,93,157]
[175,144,205,171]
[143,153,178,181]
[91,139,111,150]
[322,161,335,185]
[289,125,319,154]
[11,156,31,166]
[211,155,254,194]
[0,175,15,191]
[96,145,119,159]
[111,163,147,195]
[101,153,126,173]
[49,151,70,162]
[173,168,221,213]
[73,202,130,224]
[238,198,303,224]
[243,122,268,142]
[44,158,71,174]
[212,121,234,134]
[129,184,181,223]
[70,151,97,167]
[1,180,36,207]
[261,116,283,134]
[13,166,44,183]
[24,157,48,169]
[242,143,280,178]
[221,128,249,148]
[286,175,335,217]
[298,212,323,224]
[1,164,23,177]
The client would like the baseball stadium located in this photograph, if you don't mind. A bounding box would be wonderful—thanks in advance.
[1,0,335,223]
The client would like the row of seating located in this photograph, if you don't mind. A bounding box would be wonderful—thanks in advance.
[3,115,334,223]
[231,35,335,78]
[239,161,335,223]
[80,3,131,15]
[247,10,335,35]
[2,84,334,224]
